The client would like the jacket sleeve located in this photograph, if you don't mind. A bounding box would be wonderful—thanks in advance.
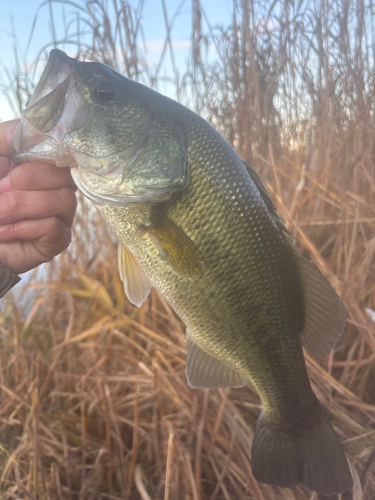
[0,263,21,298]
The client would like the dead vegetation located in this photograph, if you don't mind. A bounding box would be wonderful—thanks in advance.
[0,0,374,499]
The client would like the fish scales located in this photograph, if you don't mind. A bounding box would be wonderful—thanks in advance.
[10,49,353,495]
[98,114,311,417]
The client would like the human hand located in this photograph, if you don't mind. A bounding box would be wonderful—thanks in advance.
[0,120,77,275]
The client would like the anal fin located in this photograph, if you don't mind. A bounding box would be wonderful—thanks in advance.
[186,337,246,389]
[118,244,152,307]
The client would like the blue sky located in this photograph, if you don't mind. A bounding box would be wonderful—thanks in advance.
[0,0,233,121]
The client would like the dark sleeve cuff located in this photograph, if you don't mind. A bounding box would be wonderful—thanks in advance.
[0,264,21,298]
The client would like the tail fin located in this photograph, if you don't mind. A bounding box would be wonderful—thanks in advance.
[251,410,353,495]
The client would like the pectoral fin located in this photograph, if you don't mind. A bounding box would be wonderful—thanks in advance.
[186,337,246,389]
[145,209,204,277]
[118,244,152,307]
[297,254,347,360]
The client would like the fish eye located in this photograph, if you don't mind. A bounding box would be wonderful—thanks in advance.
[92,82,117,103]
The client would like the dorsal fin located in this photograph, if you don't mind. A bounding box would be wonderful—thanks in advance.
[243,160,292,241]
[297,254,347,360]
[186,337,247,389]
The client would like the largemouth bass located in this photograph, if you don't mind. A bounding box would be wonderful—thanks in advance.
[10,49,352,495]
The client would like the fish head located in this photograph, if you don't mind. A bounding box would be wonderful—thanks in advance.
[10,49,188,204]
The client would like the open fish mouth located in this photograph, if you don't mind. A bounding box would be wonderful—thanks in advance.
[10,50,89,167]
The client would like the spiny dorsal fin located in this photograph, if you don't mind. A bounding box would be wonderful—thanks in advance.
[243,160,292,241]
[118,244,152,307]
[145,209,205,277]
[186,337,247,389]
[297,254,347,360]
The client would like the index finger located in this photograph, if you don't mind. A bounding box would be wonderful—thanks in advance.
[0,120,20,157]
[1,162,76,192]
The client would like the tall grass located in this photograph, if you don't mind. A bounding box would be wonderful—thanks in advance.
[0,0,375,499]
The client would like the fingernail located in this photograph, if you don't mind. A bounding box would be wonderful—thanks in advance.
[6,120,20,146]
[0,175,12,193]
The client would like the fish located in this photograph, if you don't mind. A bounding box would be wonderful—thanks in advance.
[10,49,353,495]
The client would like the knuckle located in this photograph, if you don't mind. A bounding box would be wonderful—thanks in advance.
[0,191,26,224]
[58,188,77,226]
[58,188,77,209]
[11,164,32,189]
[48,217,72,252]
[47,216,62,233]
[56,229,72,253]
[65,188,78,207]
[37,220,62,260]
[8,190,24,214]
